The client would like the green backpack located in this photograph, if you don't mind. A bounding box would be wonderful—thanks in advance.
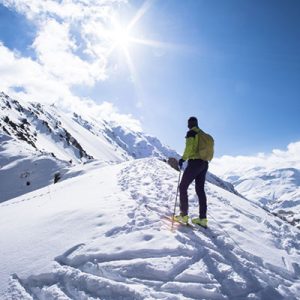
[197,129,214,162]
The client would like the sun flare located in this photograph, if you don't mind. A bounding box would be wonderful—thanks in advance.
[107,0,182,102]
[111,27,131,49]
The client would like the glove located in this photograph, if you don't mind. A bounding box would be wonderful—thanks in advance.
[178,158,185,169]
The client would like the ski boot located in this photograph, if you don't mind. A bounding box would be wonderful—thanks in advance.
[173,213,189,225]
[192,218,208,228]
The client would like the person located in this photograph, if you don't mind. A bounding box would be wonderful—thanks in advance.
[174,116,213,228]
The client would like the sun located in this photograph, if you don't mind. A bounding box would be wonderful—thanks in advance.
[105,0,185,108]
[111,27,131,49]
[106,0,183,99]
[108,0,176,54]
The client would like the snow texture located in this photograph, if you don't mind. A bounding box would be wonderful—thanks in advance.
[1,91,300,299]
[219,166,300,229]
[0,92,178,202]
[0,91,177,165]
[1,158,300,299]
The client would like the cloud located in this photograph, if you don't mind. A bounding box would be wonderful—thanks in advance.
[2,0,120,85]
[2,0,119,21]
[0,42,73,102]
[210,141,300,178]
[0,0,143,132]
[73,99,142,132]
[0,42,142,132]
[33,18,107,85]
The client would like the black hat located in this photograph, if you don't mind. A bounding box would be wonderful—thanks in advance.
[188,116,198,129]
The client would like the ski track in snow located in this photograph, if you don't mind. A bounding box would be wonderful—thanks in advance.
[3,158,300,299]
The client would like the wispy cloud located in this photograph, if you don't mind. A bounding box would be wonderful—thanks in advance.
[0,40,142,131]
[0,0,144,131]
[33,18,107,85]
[74,99,142,132]
[1,0,123,84]
[210,141,300,178]
[0,42,73,101]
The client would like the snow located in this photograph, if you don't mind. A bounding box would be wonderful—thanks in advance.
[1,91,300,298]
[0,91,182,203]
[1,158,300,299]
[0,134,68,202]
[109,125,179,160]
[50,108,125,163]
[0,92,177,167]
[213,165,300,228]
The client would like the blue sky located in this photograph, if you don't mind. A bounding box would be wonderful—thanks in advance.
[0,0,300,157]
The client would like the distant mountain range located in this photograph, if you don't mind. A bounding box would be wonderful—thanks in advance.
[219,166,300,229]
[0,91,179,163]
[1,92,298,229]
[0,91,239,202]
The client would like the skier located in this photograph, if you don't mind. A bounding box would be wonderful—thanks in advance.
[174,116,214,228]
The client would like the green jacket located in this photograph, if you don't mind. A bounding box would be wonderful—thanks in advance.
[182,126,202,161]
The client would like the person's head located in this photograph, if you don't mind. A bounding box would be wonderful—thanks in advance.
[188,116,198,129]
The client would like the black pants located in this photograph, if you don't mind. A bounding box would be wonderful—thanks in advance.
[179,159,208,218]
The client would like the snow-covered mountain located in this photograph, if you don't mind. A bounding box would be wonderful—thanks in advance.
[0,92,178,202]
[218,166,300,229]
[1,92,300,299]
[1,158,300,299]
[0,92,178,164]
[0,92,240,202]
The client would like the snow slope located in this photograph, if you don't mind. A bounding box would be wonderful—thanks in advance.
[216,166,300,229]
[1,158,300,299]
[1,91,240,204]
[0,134,68,202]
[0,92,128,163]
[0,92,177,164]
[0,133,116,202]
[0,91,179,203]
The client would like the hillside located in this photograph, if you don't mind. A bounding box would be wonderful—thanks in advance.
[0,92,178,163]
[218,166,300,229]
[1,158,300,299]
[0,92,239,203]
[0,92,178,202]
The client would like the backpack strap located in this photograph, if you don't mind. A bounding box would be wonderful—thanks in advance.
[185,129,197,139]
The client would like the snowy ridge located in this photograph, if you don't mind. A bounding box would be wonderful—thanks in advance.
[0,92,177,163]
[1,158,300,299]
[0,91,239,203]
[0,91,176,202]
[0,92,128,163]
[206,172,243,199]
[221,166,300,229]
[107,125,179,160]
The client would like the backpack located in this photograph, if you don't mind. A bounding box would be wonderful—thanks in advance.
[197,129,214,161]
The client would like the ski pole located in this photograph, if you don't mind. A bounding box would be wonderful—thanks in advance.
[171,169,182,229]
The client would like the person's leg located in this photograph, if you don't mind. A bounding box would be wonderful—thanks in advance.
[195,161,208,219]
[179,161,198,215]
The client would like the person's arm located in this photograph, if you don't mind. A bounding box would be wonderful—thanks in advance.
[182,130,197,161]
